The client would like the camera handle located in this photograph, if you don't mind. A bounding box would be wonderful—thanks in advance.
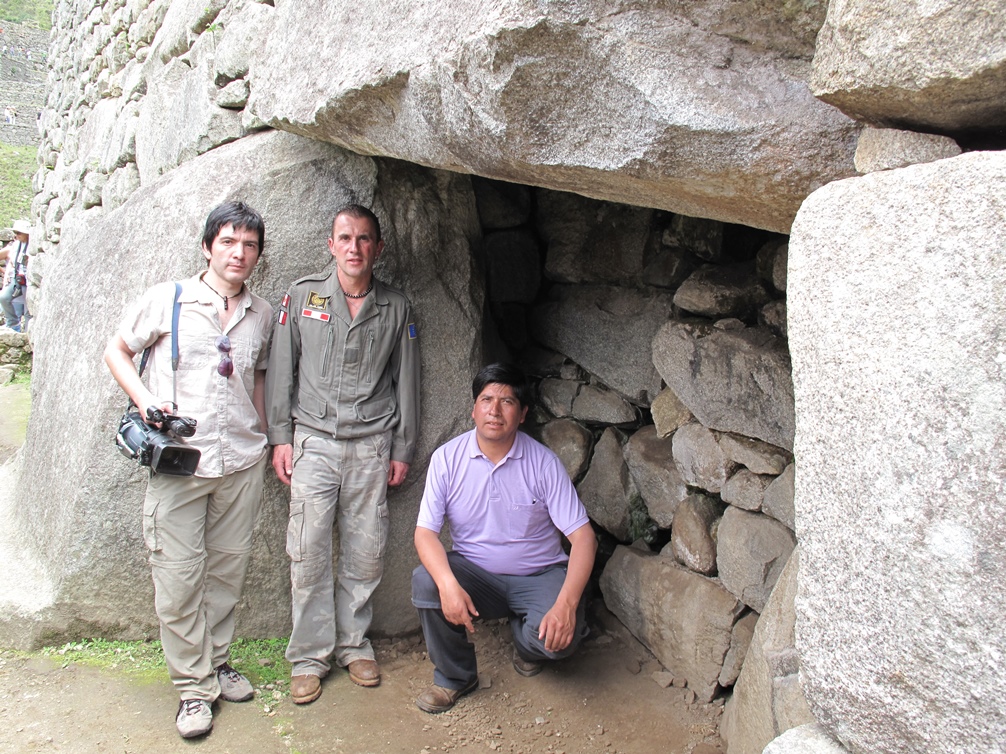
[127,282,182,415]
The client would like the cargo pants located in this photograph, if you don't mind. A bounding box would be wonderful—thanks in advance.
[285,429,391,677]
[143,454,266,701]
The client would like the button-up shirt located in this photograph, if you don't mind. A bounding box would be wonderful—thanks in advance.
[117,274,273,478]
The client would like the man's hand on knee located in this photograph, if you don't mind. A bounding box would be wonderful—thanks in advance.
[440,581,479,634]
[539,600,577,652]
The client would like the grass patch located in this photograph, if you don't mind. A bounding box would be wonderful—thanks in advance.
[0,0,53,29]
[11,369,30,384]
[0,142,36,226]
[38,637,293,702]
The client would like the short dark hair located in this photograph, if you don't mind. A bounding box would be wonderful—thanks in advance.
[472,363,533,409]
[202,201,265,255]
[333,203,382,242]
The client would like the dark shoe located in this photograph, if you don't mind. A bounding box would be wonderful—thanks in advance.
[215,662,254,702]
[175,698,213,739]
[291,674,322,704]
[512,647,543,678]
[414,677,479,713]
[347,658,381,687]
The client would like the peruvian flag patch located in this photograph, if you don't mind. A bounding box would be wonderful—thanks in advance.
[302,308,331,322]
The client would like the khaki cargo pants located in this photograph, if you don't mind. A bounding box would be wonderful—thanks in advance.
[285,429,391,677]
[143,454,266,701]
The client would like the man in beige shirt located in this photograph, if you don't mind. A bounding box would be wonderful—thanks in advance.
[104,201,273,739]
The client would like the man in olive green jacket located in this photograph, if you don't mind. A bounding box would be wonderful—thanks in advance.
[265,204,419,704]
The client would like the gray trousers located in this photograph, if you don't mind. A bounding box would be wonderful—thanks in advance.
[143,455,266,701]
[411,552,589,690]
[285,430,391,676]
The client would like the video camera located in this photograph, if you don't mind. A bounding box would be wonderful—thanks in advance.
[116,407,201,476]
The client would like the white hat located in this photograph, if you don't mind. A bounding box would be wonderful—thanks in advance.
[10,220,30,235]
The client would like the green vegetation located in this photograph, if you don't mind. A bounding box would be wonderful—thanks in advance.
[39,637,294,700]
[0,0,53,30]
[0,142,35,226]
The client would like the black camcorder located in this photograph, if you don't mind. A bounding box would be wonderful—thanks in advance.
[115,407,200,476]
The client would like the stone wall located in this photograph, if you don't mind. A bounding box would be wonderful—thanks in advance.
[0,22,47,148]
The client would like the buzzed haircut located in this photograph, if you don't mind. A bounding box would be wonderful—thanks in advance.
[471,363,533,409]
[202,201,265,254]
[333,203,382,243]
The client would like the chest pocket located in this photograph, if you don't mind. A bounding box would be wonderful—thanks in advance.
[507,499,552,540]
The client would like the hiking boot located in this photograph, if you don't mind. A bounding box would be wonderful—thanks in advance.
[291,674,322,704]
[175,698,213,739]
[215,662,254,702]
[414,677,479,714]
[512,647,543,678]
[347,658,381,687]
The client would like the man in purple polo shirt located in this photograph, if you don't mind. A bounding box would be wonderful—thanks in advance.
[412,362,597,713]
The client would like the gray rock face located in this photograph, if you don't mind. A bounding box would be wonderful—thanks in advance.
[538,418,593,483]
[536,190,653,285]
[624,426,689,529]
[0,131,483,646]
[788,151,1006,753]
[720,550,814,754]
[136,55,246,185]
[761,463,795,531]
[716,507,795,612]
[672,423,737,494]
[653,321,795,450]
[668,493,723,575]
[599,546,744,703]
[538,377,579,418]
[533,285,676,404]
[718,609,758,688]
[719,433,791,475]
[673,263,772,319]
[650,388,694,439]
[759,300,787,339]
[811,1,1006,131]
[720,469,772,512]
[854,127,962,174]
[248,0,859,234]
[577,428,639,542]
[571,384,637,425]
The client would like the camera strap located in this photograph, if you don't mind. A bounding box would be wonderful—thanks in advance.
[130,282,183,411]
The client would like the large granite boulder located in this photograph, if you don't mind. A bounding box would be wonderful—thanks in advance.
[0,131,483,647]
[600,545,745,703]
[653,321,795,450]
[788,151,1006,752]
[811,1,1006,132]
[248,0,859,234]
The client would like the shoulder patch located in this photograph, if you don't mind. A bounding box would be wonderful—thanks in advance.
[408,323,418,339]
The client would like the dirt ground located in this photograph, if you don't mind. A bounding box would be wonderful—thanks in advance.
[0,609,724,754]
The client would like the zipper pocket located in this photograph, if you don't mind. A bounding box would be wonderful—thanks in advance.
[320,327,334,379]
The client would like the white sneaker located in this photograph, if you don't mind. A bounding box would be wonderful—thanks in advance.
[216,662,254,702]
[175,698,213,739]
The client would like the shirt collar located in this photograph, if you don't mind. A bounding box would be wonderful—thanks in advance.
[466,429,526,462]
[179,273,257,311]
